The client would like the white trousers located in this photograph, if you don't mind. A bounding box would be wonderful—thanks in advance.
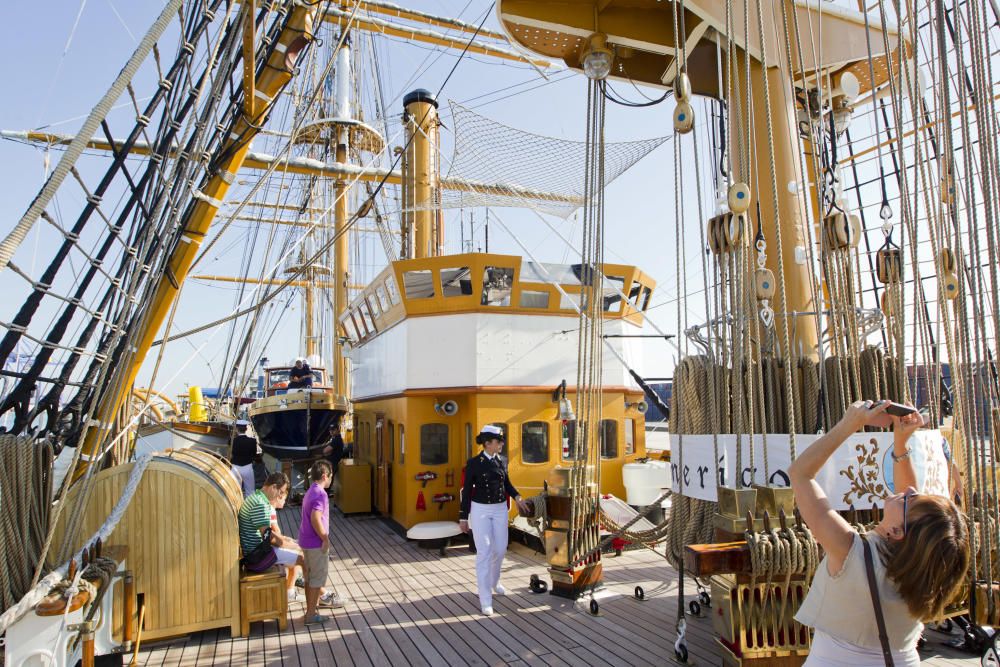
[469,501,508,609]
[231,463,254,497]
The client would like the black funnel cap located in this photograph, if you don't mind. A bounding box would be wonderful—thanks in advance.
[403,89,438,109]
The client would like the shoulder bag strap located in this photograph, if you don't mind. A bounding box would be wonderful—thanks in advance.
[860,533,895,667]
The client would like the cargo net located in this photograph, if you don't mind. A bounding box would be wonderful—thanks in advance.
[440,102,668,218]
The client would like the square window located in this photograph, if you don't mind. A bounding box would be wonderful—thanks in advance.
[482,267,514,306]
[441,267,473,297]
[403,270,434,299]
[519,290,550,308]
[521,421,549,464]
[420,423,449,465]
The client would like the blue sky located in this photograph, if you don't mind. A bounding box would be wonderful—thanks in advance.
[0,1,716,399]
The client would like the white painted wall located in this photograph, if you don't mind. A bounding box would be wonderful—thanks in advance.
[348,313,643,399]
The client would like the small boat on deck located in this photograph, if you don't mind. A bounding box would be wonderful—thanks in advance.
[249,364,349,460]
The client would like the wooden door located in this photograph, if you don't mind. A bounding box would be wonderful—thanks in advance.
[375,415,390,514]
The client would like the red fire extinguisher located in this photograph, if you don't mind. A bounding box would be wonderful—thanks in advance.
[416,490,427,511]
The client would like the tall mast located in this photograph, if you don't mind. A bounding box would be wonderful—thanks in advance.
[333,33,352,398]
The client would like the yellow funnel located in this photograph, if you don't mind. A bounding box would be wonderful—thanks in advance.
[188,386,207,422]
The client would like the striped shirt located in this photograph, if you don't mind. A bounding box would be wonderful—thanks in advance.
[238,490,273,553]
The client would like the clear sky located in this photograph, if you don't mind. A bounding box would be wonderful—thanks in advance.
[0,1,722,401]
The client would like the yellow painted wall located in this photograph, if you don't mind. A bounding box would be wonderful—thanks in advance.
[352,389,647,530]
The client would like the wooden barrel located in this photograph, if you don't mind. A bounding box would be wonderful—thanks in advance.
[52,448,244,640]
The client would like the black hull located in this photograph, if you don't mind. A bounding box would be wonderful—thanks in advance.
[251,407,342,460]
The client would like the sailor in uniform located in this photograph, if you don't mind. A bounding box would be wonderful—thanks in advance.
[459,425,529,615]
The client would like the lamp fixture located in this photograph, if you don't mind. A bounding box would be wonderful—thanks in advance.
[582,33,614,81]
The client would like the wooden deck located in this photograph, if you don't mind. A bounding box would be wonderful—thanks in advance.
[137,507,983,666]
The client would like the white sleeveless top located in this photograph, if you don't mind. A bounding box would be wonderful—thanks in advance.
[795,532,922,665]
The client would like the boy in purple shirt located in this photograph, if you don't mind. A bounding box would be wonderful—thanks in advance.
[299,460,341,623]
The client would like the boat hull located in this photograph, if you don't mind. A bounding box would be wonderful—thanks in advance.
[249,390,347,460]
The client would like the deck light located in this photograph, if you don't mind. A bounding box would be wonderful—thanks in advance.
[582,34,613,81]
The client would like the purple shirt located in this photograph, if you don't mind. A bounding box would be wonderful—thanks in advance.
[298,482,329,549]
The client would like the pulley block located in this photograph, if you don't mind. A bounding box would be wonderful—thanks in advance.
[875,247,902,284]
[941,272,959,301]
[673,101,694,134]
[724,212,744,248]
[707,213,743,254]
[728,182,751,214]
[940,171,956,205]
[673,72,692,102]
[822,212,861,250]
[938,247,956,273]
[755,268,776,300]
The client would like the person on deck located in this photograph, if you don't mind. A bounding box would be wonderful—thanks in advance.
[322,423,346,479]
[298,460,344,624]
[229,420,259,497]
[238,472,305,603]
[789,400,970,667]
[459,425,530,616]
[288,357,314,389]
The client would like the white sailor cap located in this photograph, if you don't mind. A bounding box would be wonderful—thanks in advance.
[479,424,504,439]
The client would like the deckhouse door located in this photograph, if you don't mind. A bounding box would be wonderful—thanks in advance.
[375,414,390,514]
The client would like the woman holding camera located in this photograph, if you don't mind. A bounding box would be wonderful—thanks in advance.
[459,425,530,616]
[790,400,969,666]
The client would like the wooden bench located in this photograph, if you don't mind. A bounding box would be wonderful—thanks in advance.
[239,566,288,636]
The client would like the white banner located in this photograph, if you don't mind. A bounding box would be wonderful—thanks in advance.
[669,430,951,509]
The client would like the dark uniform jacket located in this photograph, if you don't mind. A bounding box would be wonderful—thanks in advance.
[459,452,519,520]
[288,364,313,388]
[230,434,258,467]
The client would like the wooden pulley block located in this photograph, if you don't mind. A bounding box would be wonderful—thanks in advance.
[940,172,956,205]
[822,212,862,250]
[707,215,722,254]
[823,211,851,250]
[724,212,745,248]
[941,271,959,300]
[938,247,956,273]
[708,213,732,254]
[673,101,694,134]
[755,268,776,300]
[880,287,895,316]
[728,182,751,215]
[875,246,902,284]
[673,72,692,102]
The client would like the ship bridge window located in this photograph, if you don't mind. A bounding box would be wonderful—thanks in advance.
[559,290,580,311]
[600,419,618,459]
[519,290,550,309]
[441,267,473,297]
[367,295,382,317]
[385,277,401,304]
[420,423,449,465]
[403,270,435,299]
[359,303,376,335]
[603,276,625,313]
[375,285,389,311]
[521,421,549,464]
[627,282,643,309]
[640,286,652,311]
[481,267,513,306]
[343,314,361,342]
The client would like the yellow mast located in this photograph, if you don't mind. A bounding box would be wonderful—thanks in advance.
[72,3,318,479]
